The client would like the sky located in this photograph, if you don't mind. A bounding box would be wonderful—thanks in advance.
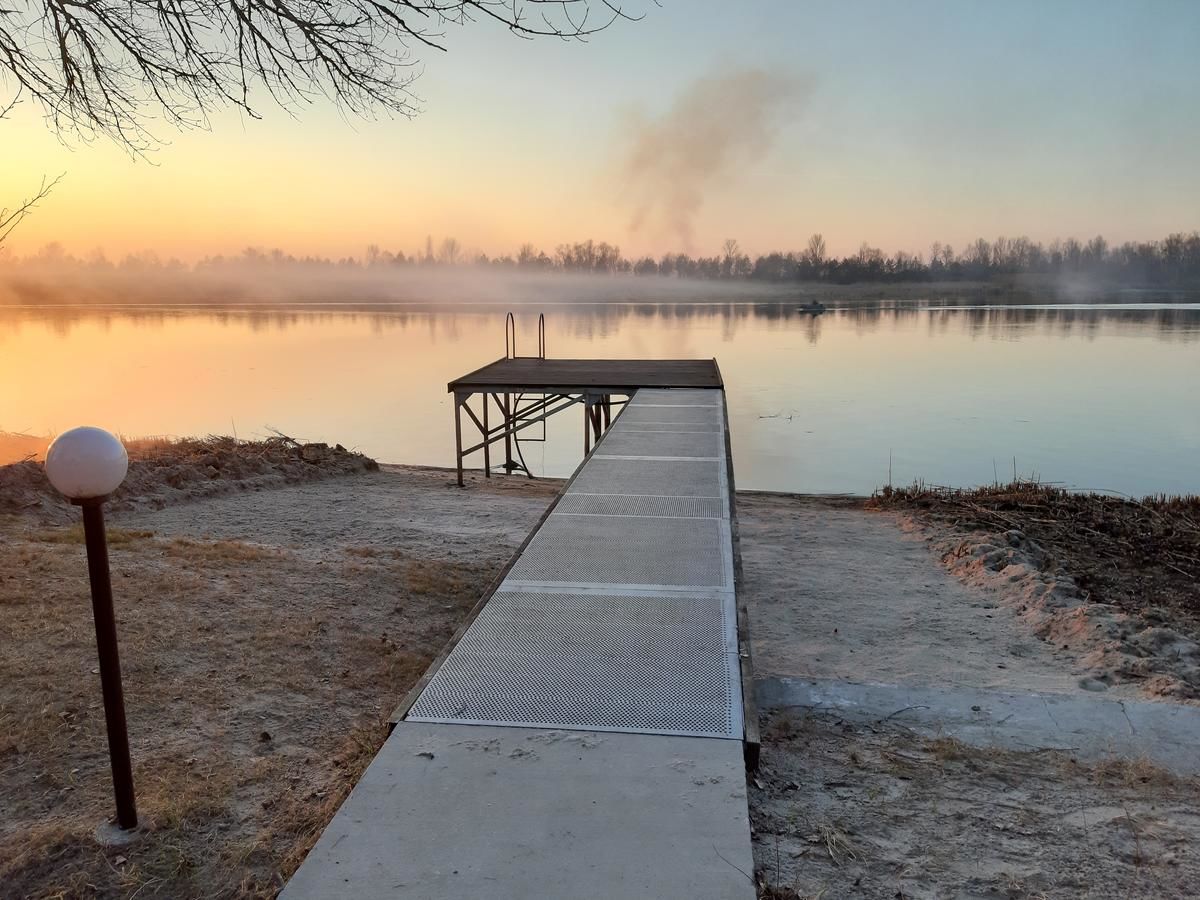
[2,0,1199,262]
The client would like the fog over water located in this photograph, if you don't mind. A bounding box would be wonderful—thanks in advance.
[3,296,1198,495]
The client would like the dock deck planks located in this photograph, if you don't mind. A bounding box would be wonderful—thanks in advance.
[448,357,723,392]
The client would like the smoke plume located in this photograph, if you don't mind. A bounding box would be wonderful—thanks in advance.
[619,67,811,248]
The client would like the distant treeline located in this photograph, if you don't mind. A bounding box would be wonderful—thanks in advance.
[8,231,1200,286]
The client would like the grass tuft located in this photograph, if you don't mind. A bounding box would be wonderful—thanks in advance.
[164,537,280,562]
[32,525,155,545]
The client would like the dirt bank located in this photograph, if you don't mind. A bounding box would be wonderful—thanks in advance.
[872,483,1200,700]
[0,435,378,523]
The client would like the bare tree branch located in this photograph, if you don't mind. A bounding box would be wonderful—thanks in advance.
[0,173,64,245]
[0,0,647,149]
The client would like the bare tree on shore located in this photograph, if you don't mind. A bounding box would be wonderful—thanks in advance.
[805,233,826,267]
[437,237,461,265]
[0,1,643,148]
[9,226,1200,286]
[720,238,740,277]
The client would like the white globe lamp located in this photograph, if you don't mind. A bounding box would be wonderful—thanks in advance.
[44,425,139,832]
[45,426,129,502]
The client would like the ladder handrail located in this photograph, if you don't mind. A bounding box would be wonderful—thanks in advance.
[504,311,547,359]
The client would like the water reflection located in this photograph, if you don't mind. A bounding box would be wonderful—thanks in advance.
[2,299,1198,495]
[5,299,1200,343]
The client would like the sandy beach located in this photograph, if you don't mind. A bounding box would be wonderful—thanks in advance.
[2,457,1198,898]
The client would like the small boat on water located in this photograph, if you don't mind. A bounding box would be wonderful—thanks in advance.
[798,301,827,315]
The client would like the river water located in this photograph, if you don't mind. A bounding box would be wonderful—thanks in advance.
[3,300,1198,495]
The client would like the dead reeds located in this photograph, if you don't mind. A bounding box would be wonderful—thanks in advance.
[870,479,1200,626]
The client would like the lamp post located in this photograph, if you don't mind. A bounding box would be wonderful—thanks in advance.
[44,426,138,832]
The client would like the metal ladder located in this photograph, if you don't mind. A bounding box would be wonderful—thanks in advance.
[505,311,545,360]
[502,312,546,476]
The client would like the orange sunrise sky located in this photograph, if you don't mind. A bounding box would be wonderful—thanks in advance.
[3,0,1198,263]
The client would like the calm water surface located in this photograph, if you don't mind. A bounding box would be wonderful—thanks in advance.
[3,300,1198,495]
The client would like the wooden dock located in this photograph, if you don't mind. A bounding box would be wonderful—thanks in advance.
[281,357,757,899]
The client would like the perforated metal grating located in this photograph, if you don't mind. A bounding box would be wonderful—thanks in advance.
[507,514,731,589]
[611,423,723,434]
[406,385,742,741]
[596,430,724,459]
[407,651,740,737]
[618,406,723,427]
[568,456,724,498]
[448,590,736,658]
[406,591,740,737]
[630,389,722,408]
[554,493,726,519]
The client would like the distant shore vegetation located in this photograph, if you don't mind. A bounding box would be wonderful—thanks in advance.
[3,231,1200,303]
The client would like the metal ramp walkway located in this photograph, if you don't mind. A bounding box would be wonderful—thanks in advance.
[405,388,742,740]
[281,382,756,900]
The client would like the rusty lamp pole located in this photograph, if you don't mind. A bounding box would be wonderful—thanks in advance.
[44,426,138,832]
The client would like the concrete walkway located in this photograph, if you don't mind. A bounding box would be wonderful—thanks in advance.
[282,724,752,898]
[282,388,755,898]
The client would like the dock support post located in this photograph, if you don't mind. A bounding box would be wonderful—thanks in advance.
[454,392,465,487]
[587,395,603,447]
[503,393,514,473]
[482,393,491,478]
[602,395,611,429]
[583,396,592,455]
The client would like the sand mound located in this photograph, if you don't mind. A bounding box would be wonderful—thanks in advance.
[905,520,1200,700]
[0,436,377,523]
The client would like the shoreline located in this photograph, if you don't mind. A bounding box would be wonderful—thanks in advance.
[4,259,1200,306]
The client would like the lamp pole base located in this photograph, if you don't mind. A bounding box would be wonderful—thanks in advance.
[94,819,144,848]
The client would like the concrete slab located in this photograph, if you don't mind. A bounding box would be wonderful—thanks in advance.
[281,723,755,900]
[757,676,1200,774]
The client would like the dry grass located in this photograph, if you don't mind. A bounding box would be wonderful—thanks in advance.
[2,752,244,898]
[28,527,279,559]
[0,515,500,897]
[2,734,401,899]
[0,430,49,465]
[1082,754,1194,791]
[920,736,1196,793]
[31,525,155,545]
[926,734,992,762]
[812,824,859,867]
[3,432,247,465]
[164,537,281,562]
[344,546,415,562]
[404,558,473,600]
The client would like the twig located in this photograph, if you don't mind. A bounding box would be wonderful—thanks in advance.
[880,705,930,722]
[712,843,754,883]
